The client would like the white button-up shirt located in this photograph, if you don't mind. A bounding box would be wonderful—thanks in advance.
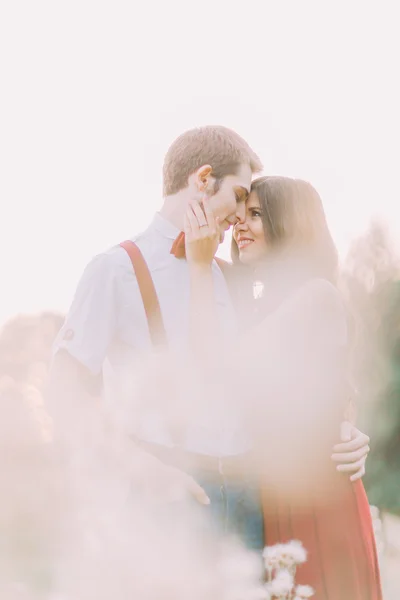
[54,213,250,456]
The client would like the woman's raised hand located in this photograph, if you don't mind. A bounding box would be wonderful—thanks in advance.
[184,196,220,267]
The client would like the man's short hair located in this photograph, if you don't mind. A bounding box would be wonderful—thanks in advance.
[163,126,263,196]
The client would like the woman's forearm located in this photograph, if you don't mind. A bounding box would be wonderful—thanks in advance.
[188,264,220,362]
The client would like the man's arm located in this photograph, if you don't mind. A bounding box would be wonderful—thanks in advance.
[47,349,210,502]
[46,349,104,451]
[331,382,370,482]
[46,252,119,454]
[47,253,209,504]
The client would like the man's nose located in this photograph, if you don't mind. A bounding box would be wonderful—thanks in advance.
[235,202,246,224]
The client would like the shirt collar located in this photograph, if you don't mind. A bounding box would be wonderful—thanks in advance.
[151,212,181,240]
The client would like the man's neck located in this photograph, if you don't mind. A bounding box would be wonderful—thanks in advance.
[159,191,190,232]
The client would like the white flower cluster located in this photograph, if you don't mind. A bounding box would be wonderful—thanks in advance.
[263,540,307,572]
[259,540,314,600]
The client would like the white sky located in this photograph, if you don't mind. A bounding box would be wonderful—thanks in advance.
[0,0,399,323]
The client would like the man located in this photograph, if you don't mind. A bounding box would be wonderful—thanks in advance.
[48,126,369,551]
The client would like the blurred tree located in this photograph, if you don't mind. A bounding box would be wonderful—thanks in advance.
[0,312,63,387]
[341,220,400,513]
[0,312,64,594]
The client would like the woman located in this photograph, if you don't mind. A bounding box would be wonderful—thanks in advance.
[184,176,382,599]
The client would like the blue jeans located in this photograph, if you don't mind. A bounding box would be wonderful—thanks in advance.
[193,469,264,552]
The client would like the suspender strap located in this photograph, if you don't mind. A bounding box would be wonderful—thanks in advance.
[120,240,167,348]
[119,245,233,348]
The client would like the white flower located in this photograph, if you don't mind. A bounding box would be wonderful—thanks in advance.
[267,569,294,597]
[263,544,282,570]
[294,584,315,598]
[263,540,307,570]
[284,540,307,565]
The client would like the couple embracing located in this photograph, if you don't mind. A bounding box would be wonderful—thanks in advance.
[50,126,382,599]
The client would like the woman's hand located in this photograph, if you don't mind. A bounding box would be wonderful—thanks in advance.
[184,196,220,267]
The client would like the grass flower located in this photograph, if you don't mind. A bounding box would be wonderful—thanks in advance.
[267,568,294,597]
[262,540,313,599]
[294,584,315,598]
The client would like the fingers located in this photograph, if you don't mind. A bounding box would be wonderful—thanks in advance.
[350,463,366,482]
[333,425,370,454]
[186,203,200,237]
[189,196,217,237]
[332,434,370,454]
[165,466,210,505]
[337,455,367,482]
[190,199,208,229]
[186,475,211,505]
[331,423,370,479]
[202,196,217,234]
[336,455,367,473]
[331,444,370,464]
[184,196,219,264]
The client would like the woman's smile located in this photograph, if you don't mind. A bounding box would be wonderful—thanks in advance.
[237,236,255,250]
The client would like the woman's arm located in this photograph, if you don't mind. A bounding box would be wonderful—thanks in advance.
[184,197,222,364]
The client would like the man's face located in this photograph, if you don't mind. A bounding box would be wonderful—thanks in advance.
[207,163,252,242]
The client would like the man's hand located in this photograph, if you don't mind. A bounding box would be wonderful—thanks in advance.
[159,464,211,505]
[127,443,210,506]
[331,421,370,482]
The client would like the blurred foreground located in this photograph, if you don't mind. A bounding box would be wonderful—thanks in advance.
[1,221,400,598]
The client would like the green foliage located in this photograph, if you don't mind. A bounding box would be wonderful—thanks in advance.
[342,221,400,513]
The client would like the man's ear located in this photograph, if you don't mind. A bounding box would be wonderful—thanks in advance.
[194,165,213,192]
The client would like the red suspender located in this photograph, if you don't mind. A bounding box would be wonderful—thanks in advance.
[120,241,167,349]
[119,244,233,348]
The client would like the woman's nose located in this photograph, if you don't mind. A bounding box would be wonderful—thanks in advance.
[234,219,249,231]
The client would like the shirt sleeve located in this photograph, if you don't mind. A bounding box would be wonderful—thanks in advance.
[53,253,119,374]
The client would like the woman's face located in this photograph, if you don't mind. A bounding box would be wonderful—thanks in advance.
[233,191,269,265]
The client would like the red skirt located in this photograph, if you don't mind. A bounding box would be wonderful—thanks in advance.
[262,477,382,599]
